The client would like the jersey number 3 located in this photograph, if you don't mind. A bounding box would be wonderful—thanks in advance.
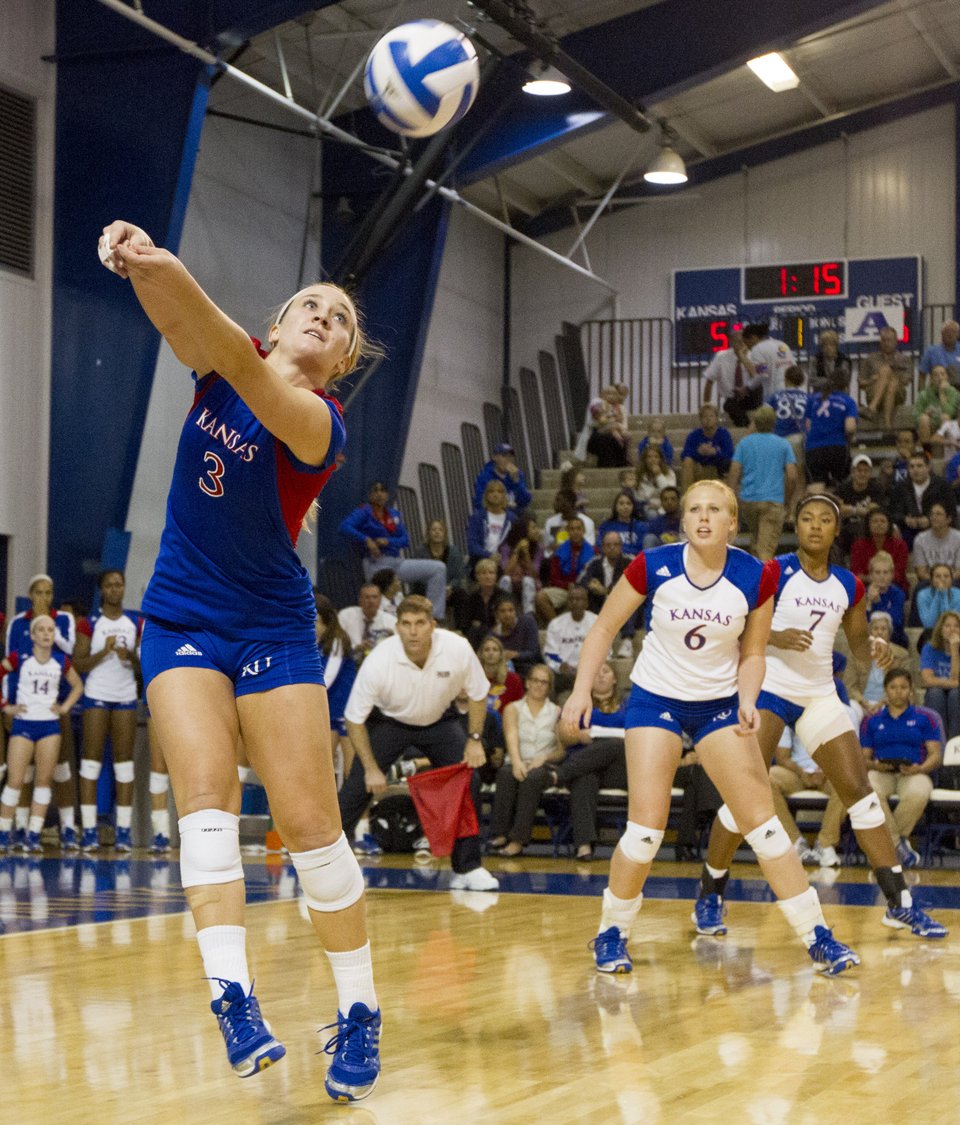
[199,451,225,498]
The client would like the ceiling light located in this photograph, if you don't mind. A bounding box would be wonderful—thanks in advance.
[643,145,687,185]
[746,52,800,92]
[522,65,571,96]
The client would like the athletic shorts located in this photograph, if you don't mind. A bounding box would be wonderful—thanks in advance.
[623,684,740,744]
[10,718,61,742]
[756,689,803,727]
[83,697,138,712]
[140,619,325,697]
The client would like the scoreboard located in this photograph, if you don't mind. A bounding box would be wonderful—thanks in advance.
[672,256,922,364]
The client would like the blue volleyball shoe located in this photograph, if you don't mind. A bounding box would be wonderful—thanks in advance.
[882,904,948,939]
[60,826,79,852]
[322,1002,382,1103]
[691,893,728,936]
[590,926,633,973]
[114,826,132,852]
[150,832,171,854]
[80,828,99,852]
[25,831,43,855]
[210,980,286,1078]
[807,926,860,975]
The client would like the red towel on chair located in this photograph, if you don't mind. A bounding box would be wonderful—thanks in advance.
[406,763,479,857]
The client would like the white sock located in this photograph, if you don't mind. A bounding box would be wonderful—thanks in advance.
[59,806,75,829]
[705,863,728,879]
[325,941,378,1013]
[28,815,44,835]
[151,809,171,837]
[0,817,12,832]
[777,887,826,947]
[889,865,913,908]
[116,806,132,829]
[600,887,643,938]
[80,805,98,830]
[15,808,28,831]
[196,925,251,1000]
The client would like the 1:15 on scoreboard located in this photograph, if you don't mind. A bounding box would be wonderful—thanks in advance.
[743,261,846,302]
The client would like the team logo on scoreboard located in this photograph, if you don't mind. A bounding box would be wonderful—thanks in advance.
[843,303,905,343]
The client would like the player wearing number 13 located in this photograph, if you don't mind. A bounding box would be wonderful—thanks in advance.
[560,481,860,977]
[98,221,382,1100]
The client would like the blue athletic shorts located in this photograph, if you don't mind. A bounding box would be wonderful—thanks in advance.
[756,689,803,727]
[10,718,61,742]
[624,684,741,744]
[83,697,138,712]
[140,619,325,697]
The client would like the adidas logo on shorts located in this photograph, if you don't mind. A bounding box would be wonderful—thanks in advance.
[659,711,673,721]
[175,643,204,657]
[656,566,670,577]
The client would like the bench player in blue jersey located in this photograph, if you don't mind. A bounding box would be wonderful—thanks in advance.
[561,480,860,976]
[693,494,948,939]
[99,220,381,1100]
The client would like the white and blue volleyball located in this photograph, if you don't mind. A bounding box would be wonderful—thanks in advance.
[364,20,479,138]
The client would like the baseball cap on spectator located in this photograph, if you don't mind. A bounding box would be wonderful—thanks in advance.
[493,443,515,455]
[851,453,873,468]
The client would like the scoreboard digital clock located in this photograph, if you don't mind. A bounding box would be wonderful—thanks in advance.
[673,256,921,364]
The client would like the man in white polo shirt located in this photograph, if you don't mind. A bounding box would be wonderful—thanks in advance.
[342,595,498,891]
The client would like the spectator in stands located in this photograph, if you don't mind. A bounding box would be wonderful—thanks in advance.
[466,479,516,576]
[472,442,531,513]
[543,490,596,558]
[598,492,646,555]
[679,403,733,493]
[850,507,909,594]
[488,665,562,856]
[543,584,598,694]
[769,725,844,869]
[370,567,402,618]
[635,445,677,518]
[889,451,957,549]
[864,667,943,867]
[476,635,524,726]
[315,595,358,781]
[844,611,909,718]
[414,519,467,629]
[342,595,498,891]
[768,364,809,478]
[586,385,631,468]
[489,595,541,677]
[702,329,761,426]
[919,319,960,388]
[860,325,913,430]
[463,558,502,648]
[837,454,887,546]
[888,428,919,487]
[808,329,852,393]
[616,465,643,513]
[728,404,797,559]
[914,364,959,445]
[560,465,590,514]
[338,583,395,665]
[920,610,960,740]
[935,410,960,462]
[804,369,858,489]
[545,517,594,611]
[579,531,634,658]
[642,485,682,549]
[499,515,545,618]
[913,502,960,583]
[636,418,674,468]
[744,321,797,395]
[916,564,960,635]
[864,550,908,647]
[339,480,447,618]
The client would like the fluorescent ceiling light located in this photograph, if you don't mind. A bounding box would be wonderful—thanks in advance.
[746,52,799,92]
[522,66,571,96]
[643,145,687,185]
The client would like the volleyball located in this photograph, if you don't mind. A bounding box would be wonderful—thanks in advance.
[363,20,479,138]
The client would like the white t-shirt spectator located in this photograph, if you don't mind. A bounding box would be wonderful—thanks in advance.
[543,611,598,671]
[750,337,797,395]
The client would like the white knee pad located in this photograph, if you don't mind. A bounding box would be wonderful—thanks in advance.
[79,759,102,782]
[796,694,854,754]
[53,761,71,784]
[23,765,34,784]
[149,771,170,795]
[745,816,792,861]
[1,787,21,808]
[717,803,740,834]
[290,832,365,913]
[848,791,885,831]
[178,809,244,888]
[619,822,664,865]
[32,786,52,808]
[113,760,135,784]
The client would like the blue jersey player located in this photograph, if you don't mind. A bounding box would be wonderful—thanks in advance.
[99,220,381,1100]
[560,480,860,977]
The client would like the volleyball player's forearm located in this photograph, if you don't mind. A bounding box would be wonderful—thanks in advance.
[737,653,766,709]
[572,626,616,694]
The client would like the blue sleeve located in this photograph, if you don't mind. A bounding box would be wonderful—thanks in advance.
[386,510,410,552]
[919,643,939,671]
[716,429,734,459]
[845,394,858,421]
[681,430,699,460]
[947,453,960,483]
[663,437,674,464]
[732,442,744,465]
[339,506,371,549]
[466,511,487,559]
[512,473,532,511]
[861,716,877,750]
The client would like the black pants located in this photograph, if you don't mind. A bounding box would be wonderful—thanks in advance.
[338,715,482,873]
[556,739,628,848]
[490,763,549,845]
[722,385,763,427]
[806,444,850,488]
[673,763,722,848]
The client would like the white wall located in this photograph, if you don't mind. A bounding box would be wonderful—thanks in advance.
[0,0,55,615]
[511,103,957,399]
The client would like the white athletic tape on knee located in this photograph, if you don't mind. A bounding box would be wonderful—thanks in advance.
[178,809,244,889]
[848,791,885,831]
[745,816,792,861]
[795,694,854,754]
[717,803,740,834]
[113,760,135,784]
[1,787,21,808]
[32,786,52,808]
[79,759,102,782]
[149,771,170,795]
[619,822,664,865]
[52,761,71,784]
[290,832,365,913]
